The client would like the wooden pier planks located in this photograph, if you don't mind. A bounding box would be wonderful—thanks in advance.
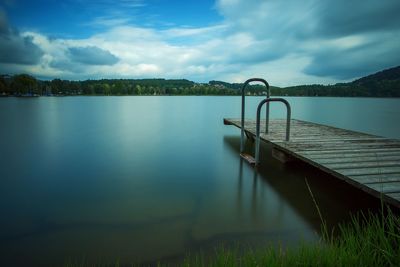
[224,118,400,207]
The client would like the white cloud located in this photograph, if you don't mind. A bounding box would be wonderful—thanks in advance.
[88,17,132,27]
[162,24,227,38]
[1,0,399,85]
[0,11,43,65]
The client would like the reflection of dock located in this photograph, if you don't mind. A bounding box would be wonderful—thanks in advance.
[224,118,400,208]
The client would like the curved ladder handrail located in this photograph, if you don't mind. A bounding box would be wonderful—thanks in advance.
[255,98,291,165]
[240,78,270,153]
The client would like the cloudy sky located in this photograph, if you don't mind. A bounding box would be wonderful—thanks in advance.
[0,0,399,86]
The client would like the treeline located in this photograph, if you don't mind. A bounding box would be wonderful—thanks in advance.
[0,74,266,96]
[210,73,400,97]
[273,82,400,97]
[1,66,400,97]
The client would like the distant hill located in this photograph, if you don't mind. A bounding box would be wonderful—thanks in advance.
[208,66,400,97]
[353,66,400,85]
[343,66,400,97]
[279,66,400,97]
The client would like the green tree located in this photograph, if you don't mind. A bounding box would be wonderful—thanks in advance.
[0,76,8,94]
[11,74,38,95]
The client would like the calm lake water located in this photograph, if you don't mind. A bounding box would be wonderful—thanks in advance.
[0,96,399,266]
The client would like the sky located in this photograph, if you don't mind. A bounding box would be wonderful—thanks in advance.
[0,0,399,86]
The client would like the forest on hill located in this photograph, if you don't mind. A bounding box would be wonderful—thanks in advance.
[1,66,399,97]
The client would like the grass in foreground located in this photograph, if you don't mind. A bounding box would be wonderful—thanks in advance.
[66,178,400,267]
[178,209,400,267]
[65,179,399,266]
[65,209,399,267]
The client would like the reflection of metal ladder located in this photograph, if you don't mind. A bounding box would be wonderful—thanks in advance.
[240,78,291,166]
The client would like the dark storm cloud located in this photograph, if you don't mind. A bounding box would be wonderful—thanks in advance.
[217,0,400,80]
[315,0,400,37]
[0,8,7,33]
[49,59,85,73]
[231,46,288,65]
[304,35,400,79]
[0,10,43,65]
[68,46,119,65]
[303,0,400,79]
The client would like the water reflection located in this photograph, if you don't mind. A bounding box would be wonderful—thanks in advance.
[236,159,265,226]
[224,136,319,244]
[237,159,244,221]
[224,134,385,235]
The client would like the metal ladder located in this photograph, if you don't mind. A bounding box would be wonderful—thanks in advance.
[239,78,291,166]
[240,78,270,154]
[254,98,291,165]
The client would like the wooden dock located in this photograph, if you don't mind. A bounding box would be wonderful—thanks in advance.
[224,118,400,208]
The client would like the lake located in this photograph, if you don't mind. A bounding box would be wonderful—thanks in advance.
[0,96,399,266]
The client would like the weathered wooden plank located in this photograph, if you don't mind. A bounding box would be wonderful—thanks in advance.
[282,142,400,152]
[291,147,400,157]
[305,151,400,160]
[365,182,400,194]
[336,167,400,176]
[292,147,400,155]
[286,138,397,144]
[292,142,393,151]
[240,153,256,165]
[272,140,392,148]
[314,155,400,164]
[239,119,377,135]
[387,192,400,201]
[350,173,400,184]
[325,161,400,170]
[298,148,400,155]
[282,138,387,144]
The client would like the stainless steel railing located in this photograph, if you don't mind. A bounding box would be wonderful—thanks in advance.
[255,98,291,165]
[240,78,270,153]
